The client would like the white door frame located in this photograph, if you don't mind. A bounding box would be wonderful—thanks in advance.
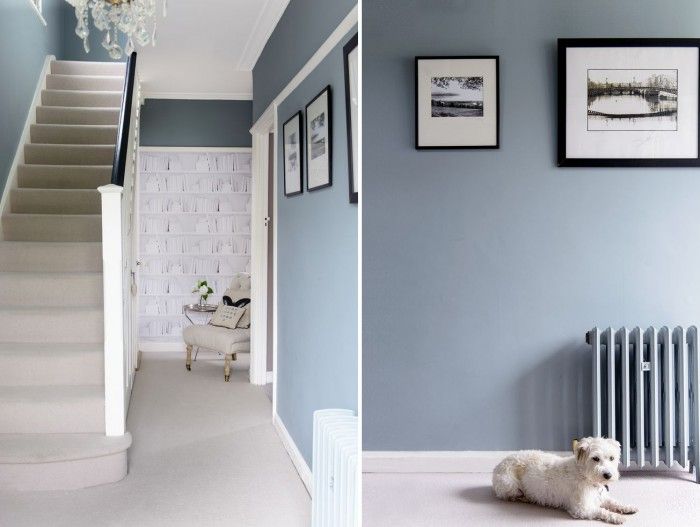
[250,105,277,386]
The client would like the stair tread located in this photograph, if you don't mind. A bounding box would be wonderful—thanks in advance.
[0,241,102,247]
[0,270,101,276]
[0,432,131,464]
[0,342,101,353]
[39,105,121,110]
[43,89,122,95]
[48,74,125,80]
[3,213,101,219]
[12,188,100,193]
[31,124,118,129]
[0,384,103,400]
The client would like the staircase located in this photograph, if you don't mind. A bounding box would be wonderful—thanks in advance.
[0,60,132,491]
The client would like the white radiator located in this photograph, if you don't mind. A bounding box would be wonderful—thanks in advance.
[587,326,700,482]
[312,409,359,527]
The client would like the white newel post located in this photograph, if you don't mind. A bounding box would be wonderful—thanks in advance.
[99,184,126,437]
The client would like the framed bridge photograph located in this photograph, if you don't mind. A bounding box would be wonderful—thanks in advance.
[415,56,499,149]
[558,39,700,167]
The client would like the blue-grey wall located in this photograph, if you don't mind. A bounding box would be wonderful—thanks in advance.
[140,99,253,147]
[363,0,700,452]
[276,27,358,466]
[252,0,356,122]
[0,0,64,196]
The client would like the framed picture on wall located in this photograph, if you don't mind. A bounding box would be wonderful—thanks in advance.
[558,38,700,167]
[283,111,303,197]
[305,85,332,191]
[415,56,499,149]
[344,33,359,203]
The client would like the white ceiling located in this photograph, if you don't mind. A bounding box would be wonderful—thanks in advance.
[136,0,290,99]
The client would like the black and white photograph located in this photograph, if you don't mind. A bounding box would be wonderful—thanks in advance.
[310,113,326,159]
[431,76,484,117]
[587,69,678,131]
[415,56,499,149]
[305,85,332,190]
[559,39,700,166]
[283,111,303,196]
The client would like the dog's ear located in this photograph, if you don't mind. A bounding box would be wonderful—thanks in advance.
[572,438,579,455]
[574,438,589,463]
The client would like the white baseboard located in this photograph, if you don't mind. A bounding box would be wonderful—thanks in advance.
[1,54,54,218]
[363,451,569,474]
[273,412,312,496]
[363,451,692,477]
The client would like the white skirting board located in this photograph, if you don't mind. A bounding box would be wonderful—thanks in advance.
[273,412,312,496]
[363,451,569,474]
[363,451,693,475]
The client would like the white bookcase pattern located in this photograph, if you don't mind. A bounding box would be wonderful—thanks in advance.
[138,149,252,341]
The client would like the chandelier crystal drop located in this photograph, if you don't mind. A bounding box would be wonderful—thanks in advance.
[71,0,167,59]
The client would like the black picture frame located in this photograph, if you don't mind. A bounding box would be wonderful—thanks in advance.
[343,33,359,204]
[305,85,333,191]
[282,111,303,197]
[558,38,700,167]
[415,55,500,150]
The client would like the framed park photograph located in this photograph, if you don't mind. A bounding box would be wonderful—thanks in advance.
[305,85,332,191]
[415,56,499,149]
[344,33,359,203]
[558,38,700,166]
[283,111,303,197]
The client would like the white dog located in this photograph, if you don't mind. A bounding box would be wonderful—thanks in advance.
[492,437,638,524]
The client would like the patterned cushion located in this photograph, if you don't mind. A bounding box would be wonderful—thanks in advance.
[210,305,246,329]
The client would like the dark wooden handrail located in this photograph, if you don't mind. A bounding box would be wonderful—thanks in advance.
[111,52,138,186]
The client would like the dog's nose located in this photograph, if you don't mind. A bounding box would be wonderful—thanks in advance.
[603,472,612,480]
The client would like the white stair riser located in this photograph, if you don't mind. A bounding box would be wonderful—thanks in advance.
[0,309,103,343]
[42,90,122,108]
[0,349,103,386]
[2,215,102,242]
[0,451,127,491]
[46,74,125,92]
[0,242,102,272]
[36,107,120,126]
[11,189,101,214]
[0,273,103,306]
[51,60,126,76]
[17,165,112,189]
[0,391,104,433]
[24,144,115,166]
[30,124,118,145]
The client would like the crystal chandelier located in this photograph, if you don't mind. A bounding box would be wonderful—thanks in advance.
[70,0,167,59]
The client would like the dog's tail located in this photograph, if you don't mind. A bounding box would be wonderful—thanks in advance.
[492,455,525,501]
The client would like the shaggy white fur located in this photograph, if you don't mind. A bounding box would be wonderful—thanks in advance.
[492,437,638,524]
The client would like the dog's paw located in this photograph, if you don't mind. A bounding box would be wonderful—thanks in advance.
[619,505,638,515]
[604,515,625,525]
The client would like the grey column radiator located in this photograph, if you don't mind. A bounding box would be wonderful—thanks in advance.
[586,326,700,482]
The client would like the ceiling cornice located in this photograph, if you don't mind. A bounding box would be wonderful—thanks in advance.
[236,0,290,70]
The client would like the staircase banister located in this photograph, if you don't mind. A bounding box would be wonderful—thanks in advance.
[111,52,137,187]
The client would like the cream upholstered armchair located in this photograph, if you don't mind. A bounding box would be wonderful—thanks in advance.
[183,273,251,381]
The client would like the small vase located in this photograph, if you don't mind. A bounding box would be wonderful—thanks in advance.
[199,296,206,307]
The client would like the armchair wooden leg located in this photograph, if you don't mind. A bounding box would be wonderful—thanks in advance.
[224,353,231,382]
[186,345,192,371]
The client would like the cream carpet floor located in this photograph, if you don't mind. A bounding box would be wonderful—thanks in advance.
[0,353,310,526]
[364,470,700,526]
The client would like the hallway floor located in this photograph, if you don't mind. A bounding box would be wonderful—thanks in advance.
[364,470,700,526]
[0,353,310,526]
